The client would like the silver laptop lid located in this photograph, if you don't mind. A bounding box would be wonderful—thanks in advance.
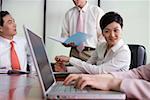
[23,26,56,96]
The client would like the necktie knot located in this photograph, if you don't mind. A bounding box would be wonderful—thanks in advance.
[79,9,82,13]
[10,41,15,48]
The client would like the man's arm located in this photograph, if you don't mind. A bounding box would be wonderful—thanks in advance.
[111,64,150,80]
[110,64,150,99]
[119,78,150,99]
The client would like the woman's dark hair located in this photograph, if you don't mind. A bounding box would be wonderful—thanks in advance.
[100,11,123,31]
[0,11,10,26]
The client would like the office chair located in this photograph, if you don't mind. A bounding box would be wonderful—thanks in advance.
[128,44,147,69]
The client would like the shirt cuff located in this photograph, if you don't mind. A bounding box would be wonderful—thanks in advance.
[67,67,82,73]
[69,57,80,65]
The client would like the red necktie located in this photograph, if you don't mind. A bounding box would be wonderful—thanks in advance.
[10,41,20,70]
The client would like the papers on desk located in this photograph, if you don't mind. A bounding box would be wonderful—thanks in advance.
[47,32,88,46]
[47,36,67,43]
[0,68,8,74]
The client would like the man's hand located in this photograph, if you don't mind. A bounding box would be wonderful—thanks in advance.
[62,42,76,48]
[63,74,122,91]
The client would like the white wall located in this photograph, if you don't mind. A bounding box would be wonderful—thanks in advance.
[101,0,150,63]
[2,0,44,37]
[45,0,73,62]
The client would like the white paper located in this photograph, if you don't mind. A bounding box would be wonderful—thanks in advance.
[0,69,8,74]
[47,36,67,43]
[47,32,87,46]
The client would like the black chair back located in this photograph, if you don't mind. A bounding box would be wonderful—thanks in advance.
[128,44,147,69]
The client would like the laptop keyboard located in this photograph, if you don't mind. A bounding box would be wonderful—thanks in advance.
[52,82,89,93]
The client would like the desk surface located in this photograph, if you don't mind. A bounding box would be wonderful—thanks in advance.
[0,74,43,100]
[0,74,126,100]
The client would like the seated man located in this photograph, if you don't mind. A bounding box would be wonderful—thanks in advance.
[0,11,34,72]
[54,11,131,74]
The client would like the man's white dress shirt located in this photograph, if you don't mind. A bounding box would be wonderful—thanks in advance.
[61,3,105,48]
[0,36,34,72]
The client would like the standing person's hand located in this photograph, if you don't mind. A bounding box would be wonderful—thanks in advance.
[62,42,76,48]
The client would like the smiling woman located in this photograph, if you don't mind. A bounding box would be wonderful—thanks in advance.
[54,11,131,74]
[100,11,123,50]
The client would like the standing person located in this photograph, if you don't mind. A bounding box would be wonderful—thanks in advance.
[0,11,34,72]
[55,11,131,74]
[61,0,105,61]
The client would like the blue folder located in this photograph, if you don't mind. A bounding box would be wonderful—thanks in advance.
[64,32,87,46]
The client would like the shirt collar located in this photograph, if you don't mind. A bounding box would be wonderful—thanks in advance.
[0,36,16,44]
[76,2,88,12]
[111,39,125,52]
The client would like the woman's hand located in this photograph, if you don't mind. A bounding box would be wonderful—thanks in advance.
[55,55,70,63]
[54,62,67,72]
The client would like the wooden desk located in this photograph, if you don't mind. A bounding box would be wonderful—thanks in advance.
[0,74,126,100]
[0,74,44,100]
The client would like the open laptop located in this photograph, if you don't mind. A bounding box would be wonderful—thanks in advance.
[24,26,126,99]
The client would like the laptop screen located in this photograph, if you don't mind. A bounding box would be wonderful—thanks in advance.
[25,28,54,91]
